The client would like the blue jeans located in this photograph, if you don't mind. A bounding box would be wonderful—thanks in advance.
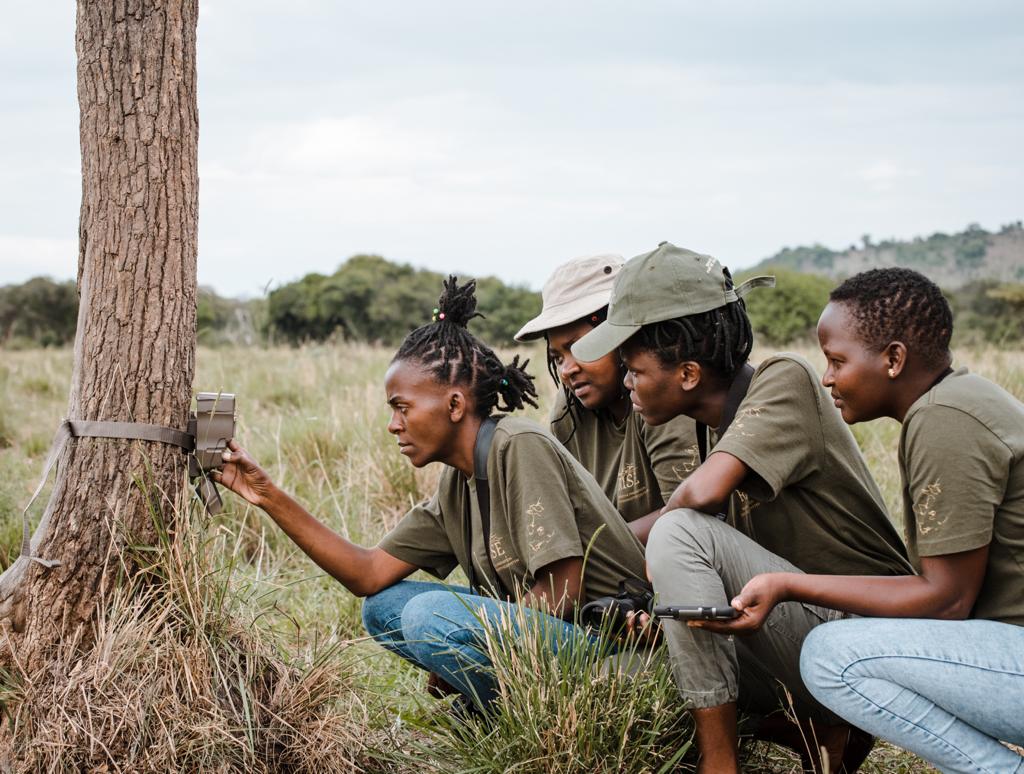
[361,580,601,708]
[800,617,1024,773]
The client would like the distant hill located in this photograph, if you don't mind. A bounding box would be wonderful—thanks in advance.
[753,221,1024,288]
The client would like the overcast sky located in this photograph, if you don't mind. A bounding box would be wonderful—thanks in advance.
[1,1,1021,297]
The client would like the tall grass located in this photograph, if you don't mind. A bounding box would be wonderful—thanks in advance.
[3,343,1021,771]
[394,603,694,774]
[0,491,373,772]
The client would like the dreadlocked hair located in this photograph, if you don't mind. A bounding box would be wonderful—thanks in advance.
[628,269,753,379]
[829,268,952,369]
[392,275,539,417]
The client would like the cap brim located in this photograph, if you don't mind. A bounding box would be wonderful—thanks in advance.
[571,320,640,363]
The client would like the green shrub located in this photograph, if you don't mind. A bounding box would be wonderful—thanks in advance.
[737,267,834,346]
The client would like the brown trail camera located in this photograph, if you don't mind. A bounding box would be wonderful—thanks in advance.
[188,392,236,514]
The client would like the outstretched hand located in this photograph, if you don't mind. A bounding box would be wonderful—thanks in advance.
[688,573,788,635]
[211,439,276,508]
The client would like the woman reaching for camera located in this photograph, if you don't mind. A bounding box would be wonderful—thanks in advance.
[214,276,646,712]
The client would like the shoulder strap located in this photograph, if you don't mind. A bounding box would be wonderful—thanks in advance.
[463,417,508,597]
[695,362,755,463]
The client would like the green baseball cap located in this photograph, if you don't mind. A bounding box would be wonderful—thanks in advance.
[571,241,775,363]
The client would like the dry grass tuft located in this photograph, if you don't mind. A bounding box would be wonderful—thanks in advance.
[0,502,374,773]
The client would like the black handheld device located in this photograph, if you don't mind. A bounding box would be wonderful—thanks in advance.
[652,605,739,621]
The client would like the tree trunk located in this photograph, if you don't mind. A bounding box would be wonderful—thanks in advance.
[0,0,198,673]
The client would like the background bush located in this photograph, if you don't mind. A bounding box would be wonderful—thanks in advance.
[5,244,1024,350]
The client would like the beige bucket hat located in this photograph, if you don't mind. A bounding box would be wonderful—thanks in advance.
[514,253,625,342]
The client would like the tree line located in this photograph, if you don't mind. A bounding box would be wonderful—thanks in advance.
[4,256,1023,349]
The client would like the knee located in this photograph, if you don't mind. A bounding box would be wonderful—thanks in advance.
[361,583,406,638]
[799,622,846,696]
[647,508,712,571]
[400,590,482,647]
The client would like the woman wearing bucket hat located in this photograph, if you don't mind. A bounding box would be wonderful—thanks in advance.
[515,254,699,537]
[572,242,913,773]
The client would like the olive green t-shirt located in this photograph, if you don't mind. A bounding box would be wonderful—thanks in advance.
[550,390,701,523]
[710,354,912,577]
[378,416,647,603]
[900,368,1024,625]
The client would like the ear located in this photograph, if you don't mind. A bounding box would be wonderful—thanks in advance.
[885,341,908,379]
[448,389,468,422]
[679,361,702,391]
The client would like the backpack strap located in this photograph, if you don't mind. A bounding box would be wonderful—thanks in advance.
[695,362,755,463]
[694,362,755,519]
[463,417,508,597]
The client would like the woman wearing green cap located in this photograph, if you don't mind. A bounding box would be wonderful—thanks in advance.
[571,243,912,773]
[514,254,699,536]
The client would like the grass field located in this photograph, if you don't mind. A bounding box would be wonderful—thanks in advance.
[2,342,1021,771]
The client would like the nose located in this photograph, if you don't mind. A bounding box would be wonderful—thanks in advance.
[623,369,635,391]
[559,355,580,383]
[387,411,403,435]
[821,365,834,388]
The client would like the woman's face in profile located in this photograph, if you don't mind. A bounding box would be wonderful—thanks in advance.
[817,302,892,424]
[384,359,460,468]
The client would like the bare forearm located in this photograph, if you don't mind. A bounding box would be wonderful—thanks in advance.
[260,485,400,596]
[629,509,661,546]
[778,572,972,619]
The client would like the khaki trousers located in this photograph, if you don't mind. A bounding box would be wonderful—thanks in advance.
[647,508,844,722]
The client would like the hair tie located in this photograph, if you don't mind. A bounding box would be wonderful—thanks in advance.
[500,377,509,387]
[431,307,446,322]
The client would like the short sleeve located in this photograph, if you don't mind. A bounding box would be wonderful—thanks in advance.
[905,405,1011,557]
[377,487,458,579]
[493,431,584,578]
[710,358,823,501]
[639,414,701,500]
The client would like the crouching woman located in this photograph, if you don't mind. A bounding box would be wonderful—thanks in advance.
[214,277,647,710]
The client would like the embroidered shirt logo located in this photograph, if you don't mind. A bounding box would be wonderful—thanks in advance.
[489,534,521,573]
[527,499,554,553]
[672,444,702,478]
[914,480,947,535]
[728,406,764,438]
[619,463,640,490]
[735,489,760,522]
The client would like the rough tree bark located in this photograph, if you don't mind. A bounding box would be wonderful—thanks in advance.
[0,0,198,673]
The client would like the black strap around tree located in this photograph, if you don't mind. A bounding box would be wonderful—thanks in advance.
[20,407,231,569]
[462,416,509,598]
[19,419,198,568]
